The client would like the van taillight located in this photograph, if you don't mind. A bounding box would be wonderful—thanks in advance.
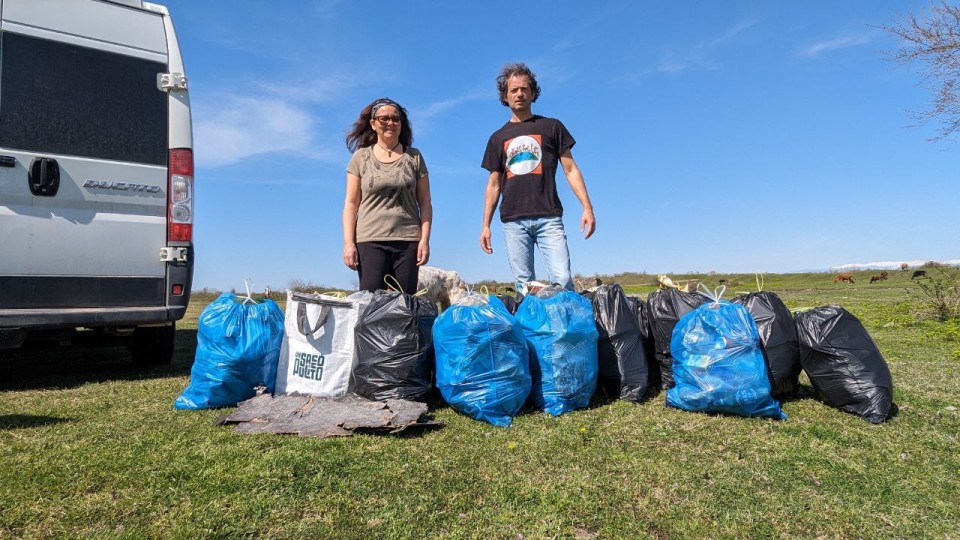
[168,148,193,242]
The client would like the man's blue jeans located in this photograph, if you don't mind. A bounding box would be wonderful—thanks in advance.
[501,216,574,291]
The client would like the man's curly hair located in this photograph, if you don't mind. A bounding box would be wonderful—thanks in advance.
[496,63,541,107]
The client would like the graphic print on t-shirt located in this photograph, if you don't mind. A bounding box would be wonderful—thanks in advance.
[504,134,542,178]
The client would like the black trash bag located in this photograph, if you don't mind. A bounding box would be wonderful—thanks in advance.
[591,284,648,402]
[647,288,708,389]
[352,290,438,402]
[731,291,802,398]
[629,296,660,391]
[795,306,894,423]
[496,294,521,315]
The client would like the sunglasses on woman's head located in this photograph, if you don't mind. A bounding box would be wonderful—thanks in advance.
[374,115,402,125]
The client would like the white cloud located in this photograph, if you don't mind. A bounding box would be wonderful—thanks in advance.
[797,33,874,59]
[193,95,316,168]
[656,59,690,74]
[258,74,364,104]
[706,18,760,48]
[415,91,488,120]
[656,17,761,74]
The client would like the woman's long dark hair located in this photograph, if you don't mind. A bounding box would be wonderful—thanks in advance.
[345,98,414,152]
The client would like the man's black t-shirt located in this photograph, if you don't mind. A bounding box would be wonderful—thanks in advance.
[481,115,575,222]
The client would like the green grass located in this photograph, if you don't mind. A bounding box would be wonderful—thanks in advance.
[2,273,959,539]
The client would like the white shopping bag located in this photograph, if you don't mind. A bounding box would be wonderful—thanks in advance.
[276,291,367,397]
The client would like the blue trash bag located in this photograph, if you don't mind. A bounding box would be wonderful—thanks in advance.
[515,289,599,416]
[434,294,531,427]
[174,293,285,410]
[666,300,786,420]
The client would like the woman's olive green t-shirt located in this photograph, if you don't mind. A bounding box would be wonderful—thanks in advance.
[347,146,428,243]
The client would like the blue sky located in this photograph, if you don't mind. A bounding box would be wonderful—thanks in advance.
[163,0,958,292]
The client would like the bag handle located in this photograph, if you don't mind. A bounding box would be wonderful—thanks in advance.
[297,301,331,336]
[241,277,256,305]
[384,274,404,293]
[697,282,726,305]
[383,274,430,297]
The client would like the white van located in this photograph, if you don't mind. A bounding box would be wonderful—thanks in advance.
[0,0,194,365]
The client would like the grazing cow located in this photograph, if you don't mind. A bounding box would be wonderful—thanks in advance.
[870,275,883,284]
[911,270,927,279]
[900,263,909,272]
[880,271,889,279]
[835,273,855,284]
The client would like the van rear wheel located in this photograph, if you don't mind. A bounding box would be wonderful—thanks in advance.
[130,323,175,366]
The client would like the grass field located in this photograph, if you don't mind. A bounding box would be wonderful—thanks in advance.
[2,271,959,539]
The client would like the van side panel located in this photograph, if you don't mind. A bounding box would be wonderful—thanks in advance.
[1,0,167,55]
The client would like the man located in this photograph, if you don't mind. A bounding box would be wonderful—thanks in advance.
[480,63,596,292]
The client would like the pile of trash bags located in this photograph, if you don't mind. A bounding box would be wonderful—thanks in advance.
[176,279,896,426]
[433,288,601,425]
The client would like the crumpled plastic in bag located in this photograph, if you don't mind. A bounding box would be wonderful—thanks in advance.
[666,300,787,420]
[175,293,284,410]
[434,294,531,427]
[516,290,599,416]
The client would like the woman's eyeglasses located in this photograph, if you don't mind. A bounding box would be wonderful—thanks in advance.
[374,115,402,125]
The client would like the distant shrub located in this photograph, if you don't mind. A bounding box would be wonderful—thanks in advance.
[912,267,960,322]
[287,279,347,295]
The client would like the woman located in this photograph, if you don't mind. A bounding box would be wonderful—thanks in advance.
[343,97,432,293]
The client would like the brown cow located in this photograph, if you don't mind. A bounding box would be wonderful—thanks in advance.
[835,273,855,283]
[870,275,883,283]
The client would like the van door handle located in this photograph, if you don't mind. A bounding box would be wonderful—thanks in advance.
[28,157,60,196]
[0,155,16,167]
